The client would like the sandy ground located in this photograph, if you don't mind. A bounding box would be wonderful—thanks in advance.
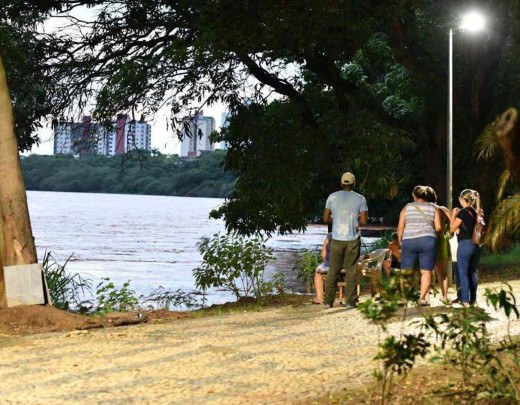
[1,280,520,405]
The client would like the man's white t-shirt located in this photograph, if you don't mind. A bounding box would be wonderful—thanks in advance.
[325,190,368,241]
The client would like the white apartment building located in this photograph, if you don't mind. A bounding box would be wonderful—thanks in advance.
[125,120,152,152]
[220,111,230,150]
[180,111,216,157]
[54,116,152,156]
[54,117,104,155]
[54,123,80,154]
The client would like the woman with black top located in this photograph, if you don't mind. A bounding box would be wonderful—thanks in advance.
[450,189,482,307]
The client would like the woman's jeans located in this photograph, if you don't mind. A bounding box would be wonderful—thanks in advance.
[456,239,481,304]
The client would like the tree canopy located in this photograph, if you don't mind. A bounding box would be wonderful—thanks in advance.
[3,0,520,235]
[21,150,235,198]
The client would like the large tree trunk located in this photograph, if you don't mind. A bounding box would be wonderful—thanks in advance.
[0,53,38,307]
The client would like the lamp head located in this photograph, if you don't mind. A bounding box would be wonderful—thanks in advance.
[460,11,485,32]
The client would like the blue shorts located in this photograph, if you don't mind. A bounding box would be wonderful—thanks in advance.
[401,236,437,271]
[316,263,329,274]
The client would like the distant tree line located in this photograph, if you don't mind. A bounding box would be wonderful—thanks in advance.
[21,150,235,198]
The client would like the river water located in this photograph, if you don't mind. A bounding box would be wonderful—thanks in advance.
[27,191,376,305]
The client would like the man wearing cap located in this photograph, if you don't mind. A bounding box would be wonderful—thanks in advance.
[322,172,368,309]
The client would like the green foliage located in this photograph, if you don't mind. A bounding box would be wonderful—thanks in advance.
[485,283,520,320]
[95,278,138,314]
[368,232,394,251]
[42,251,92,312]
[193,233,275,300]
[258,272,287,297]
[376,334,430,376]
[21,151,234,198]
[1,2,68,151]
[297,248,322,293]
[140,287,203,310]
[423,308,495,389]
[357,271,423,404]
[480,244,520,267]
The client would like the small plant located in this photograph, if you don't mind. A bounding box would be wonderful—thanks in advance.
[423,308,495,391]
[358,271,426,404]
[140,287,203,310]
[482,284,520,400]
[258,272,287,297]
[95,278,138,314]
[193,233,275,300]
[297,248,321,293]
[374,333,430,402]
[367,231,394,251]
[42,251,93,312]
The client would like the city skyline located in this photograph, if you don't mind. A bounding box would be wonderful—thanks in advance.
[32,104,226,156]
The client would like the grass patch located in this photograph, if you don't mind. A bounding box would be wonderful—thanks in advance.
[191,294,311,318]
[480,245,520,267]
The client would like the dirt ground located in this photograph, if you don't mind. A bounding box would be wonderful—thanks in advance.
[1,280,520,405]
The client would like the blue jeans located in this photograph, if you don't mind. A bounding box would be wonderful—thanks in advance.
[456,239,481,304]
[453,262,461,301]
[401,236,437,271]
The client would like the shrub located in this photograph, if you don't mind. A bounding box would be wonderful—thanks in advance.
[193,233,275,300]
[258,272,287,297]
[140,287,203,310]
[297,248,321,293]
[42,251,93,312]
[95,278,138,314]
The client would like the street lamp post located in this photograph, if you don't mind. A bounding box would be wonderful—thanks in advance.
[447,11,485,210]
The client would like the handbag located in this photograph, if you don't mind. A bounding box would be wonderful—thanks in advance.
[471,209,486,246]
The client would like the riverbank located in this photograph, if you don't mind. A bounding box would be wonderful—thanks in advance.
[1,277,519,404]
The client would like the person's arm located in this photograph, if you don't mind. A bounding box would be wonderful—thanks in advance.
[449,207,461,233]
[397,207,406,245]
[450,215,462,233]
[434,208,442,233]
[321,238,328,261]
[359,211,368,226]
[359,196,369,226]
[323,208,332,224]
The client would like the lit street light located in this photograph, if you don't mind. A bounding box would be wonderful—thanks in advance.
[447,11,486,210]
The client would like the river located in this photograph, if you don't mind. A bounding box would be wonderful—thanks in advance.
[27,191,376,306]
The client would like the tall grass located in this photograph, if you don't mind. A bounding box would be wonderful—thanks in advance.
[480,244,520,267]
[42,251,93,312]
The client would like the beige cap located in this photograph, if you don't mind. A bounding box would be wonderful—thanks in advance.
[341,172,356,185]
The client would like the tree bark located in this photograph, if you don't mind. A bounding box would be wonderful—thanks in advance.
[0,54,37,280]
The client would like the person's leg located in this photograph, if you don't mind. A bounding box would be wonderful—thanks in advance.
[342,238,361,306]
[418,237,436,302]
[400,239,416,271]
[435,260,448,301]
[314,270,324,303]
[324,240,345,306]
[456,240,472,304]
[452,262,461,302]
[383,260,391,278]
[419,270,432,301]
[468,246,480,304]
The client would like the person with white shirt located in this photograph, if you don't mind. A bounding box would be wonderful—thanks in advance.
[322,172,368,309]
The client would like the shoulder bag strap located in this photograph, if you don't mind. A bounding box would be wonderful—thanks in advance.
[413,204,434,227]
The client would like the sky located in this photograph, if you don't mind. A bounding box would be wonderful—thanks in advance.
[31,6,226,156]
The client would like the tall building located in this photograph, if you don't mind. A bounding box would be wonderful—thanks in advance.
[125,119,152,152]
[54,115,152,156]
[220,111,230,150]
[180,111,216,157]
[53,116,106,155]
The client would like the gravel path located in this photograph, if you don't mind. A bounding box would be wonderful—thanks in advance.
[1,280,520,405]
